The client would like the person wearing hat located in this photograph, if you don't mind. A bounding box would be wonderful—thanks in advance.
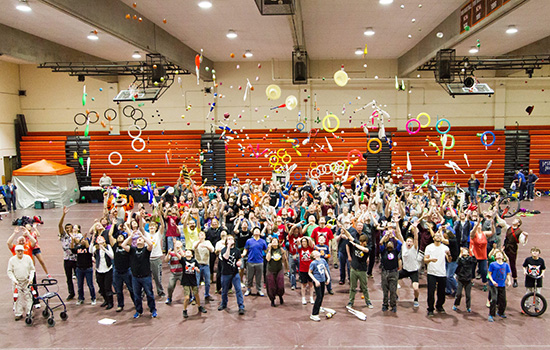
[7,245,35,321]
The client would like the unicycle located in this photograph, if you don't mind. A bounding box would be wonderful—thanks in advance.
[521,292,547,317]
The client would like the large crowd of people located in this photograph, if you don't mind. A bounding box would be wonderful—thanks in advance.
[6,170,546,323]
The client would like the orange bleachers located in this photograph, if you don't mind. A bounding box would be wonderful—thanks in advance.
[20,135,67,165]
[89,131,203,187]
[392,128,505,191]
[529,129,550,191]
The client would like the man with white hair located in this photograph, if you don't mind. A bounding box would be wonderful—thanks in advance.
[7,245,35,321]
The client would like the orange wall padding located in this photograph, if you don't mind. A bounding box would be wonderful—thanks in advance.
[88,131,203,187]
[224,128,371,183]
[391,128,505,191]
[20,135,67,166]
[529,130,550,190]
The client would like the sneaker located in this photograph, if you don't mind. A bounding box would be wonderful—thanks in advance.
[427,311,434,317]
[66,294,75,301]
[302,297,307,305]
[483,285,487,292]
[133,312,141,319]
[182,310,188,318]
[47,274,53,279]
[279,296,284,305]
[165,298,172,305]
[76,300,84,305]
[91,299,97,305]
[152,310,157,318]
[244,290,250,296]
[241,283,246,289]
[106,304,114,310]
[258,291,265,297]
[513,280,518,288]
[73,275,77,280]
[382,305,388,312]
[488,315,494,322]
[199,306,207,314]
[310,297,315,304]
[205,296,215,302]
[34,303,41,309]
[339,281,345,285]
[497,313,507,318]
[367,274,373,279]
[101,301,109,307]
[391,306,397,313]
[15,315,23,321]
[347,302,354,308]
[334,264,338,269]
[367,301,374,309]
[238,308,245,315]
[467,308,471,313]
[116,306,123,312]
[191,299,196,306]
[327,289,334,295]
[310,315,321,322]
[413,301,419,308]
[158,292,166,298]
[291,286,296,290]
[436,307,446,314]
[218,304,226,311]
[452,305,458,311]
[486,300,491,308]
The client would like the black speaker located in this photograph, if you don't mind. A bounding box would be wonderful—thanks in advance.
[439,59,451,81]
[151,64,165,83]
[292,50,308,85]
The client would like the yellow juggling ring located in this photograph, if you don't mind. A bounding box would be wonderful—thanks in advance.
[322,114,340,133]
[417,112,431,128]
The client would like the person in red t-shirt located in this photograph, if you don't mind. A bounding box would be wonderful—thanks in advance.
[7,227,36,257]
[311,217,334,245]
[287,223,303,290]
[298,236,315,305]
[163,209,181,251]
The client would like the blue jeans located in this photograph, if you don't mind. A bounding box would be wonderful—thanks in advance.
[166,236,180,251]
[132,276,156,314]
[289,253,299,288]
[468,188,477,204]
[76,267,96,301]
[196,264,211,297]
[473,259,488,283]
[527,183,535,200]
[113,267,135,308]
[220,274,244,309]
[338,251,350,283]
[445,261,458,295]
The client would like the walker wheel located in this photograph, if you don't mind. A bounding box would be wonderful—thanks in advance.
[47,317,55,327]
[60,311,68,320]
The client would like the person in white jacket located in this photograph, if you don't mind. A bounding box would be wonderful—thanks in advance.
[7,245,35,321]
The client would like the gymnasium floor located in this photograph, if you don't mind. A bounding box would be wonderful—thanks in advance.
[0,200,549,350]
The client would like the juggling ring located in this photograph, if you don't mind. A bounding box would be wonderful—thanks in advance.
[436,118,451,134]
[441,134,455,149]
[108,151,122,166]
[280,154,292,165]
[417,113,431,128]
[86,111,100,124]
[310,161,318,169]
[134,117,148,130]
[405,119,421,135]
[131,137,146,152]
[481,131,495,147]
[294,172,302,181]
[74,113,87,126]
[128,124,142,139]
[269,155,280,167]
[347,149,364,165]
[322,114,340,133]
[104,108,117,121]
[296,122,305,131]
[368,138,382,154]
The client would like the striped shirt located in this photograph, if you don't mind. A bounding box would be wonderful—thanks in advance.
[169,252,183,274]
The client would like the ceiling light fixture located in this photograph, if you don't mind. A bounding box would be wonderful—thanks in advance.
[16,0,32,12]
[226,29,237,39]
[87,30,99,41]
[506,25,518,34]
[364,27,375,36]
[198,0,212,9]
[379,0,393,4]
[132,51,142,59]
[244,50,253,58]
[469,46,479,54]
[355,48,363,55]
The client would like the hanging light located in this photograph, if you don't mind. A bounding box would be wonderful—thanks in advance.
[355,48,363,55]
[379,0,393,4]
[226,30,238,39]
[132,51,142,59]
[506,25,518,34]
[198,0,212,9]
[244,50,253,58]
[16,0,32,12]
[469,46,479,54]
[87,30,99,40]
[364,27,375,36]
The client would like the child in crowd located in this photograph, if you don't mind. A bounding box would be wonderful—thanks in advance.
[308,250,330,322]
[453,247,477,312]
[487,249,512,322]
[315,235,334,295]
[523,247,545,295]
[164,240,184,305]
[180,249,207,318]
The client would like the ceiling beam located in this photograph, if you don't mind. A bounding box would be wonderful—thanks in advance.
[0,23,104,63]
[398,0,529,77]
[289,0,306,51]
[37,0,213,80]
[496,35,550,76]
